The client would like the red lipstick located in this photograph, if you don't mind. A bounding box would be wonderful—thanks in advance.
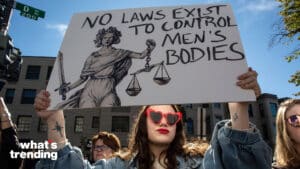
[157,128,169,134]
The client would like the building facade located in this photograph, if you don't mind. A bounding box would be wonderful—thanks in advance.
[0,56,282,153]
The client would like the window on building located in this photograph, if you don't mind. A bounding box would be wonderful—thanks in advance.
[17,115,32,132]
[25,65,41,80]
[186,117,194,135]
[183,104,193,109]
[259,103,264,118]
[46,66,53,80]
[4,88,15,104]
[74,116,84,132]
[111,107,130,112]
[205,116,211,140]
[270,103,278,117]
[248,104,254,117]
[273,122,276,136]
[92,116,99,128]
[21,89,36,104]
[202,104,209,108]
[38,118,47,132]
[262,124,268,139]
[112,116,129,132]
[213,103,221,109]
[215,115,223,123]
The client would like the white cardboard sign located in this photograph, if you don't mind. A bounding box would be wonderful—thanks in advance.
[47,4,256,109]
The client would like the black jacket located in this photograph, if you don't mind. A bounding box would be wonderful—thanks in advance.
[0,127,22,169]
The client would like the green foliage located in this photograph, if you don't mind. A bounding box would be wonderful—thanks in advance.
[278,0,300,38]
[288,71,300,87]
[285,49,299,62]
[288,71,300,96]
[277,0,300,96]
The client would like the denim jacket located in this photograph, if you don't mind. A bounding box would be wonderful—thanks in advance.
[35,120,272,169]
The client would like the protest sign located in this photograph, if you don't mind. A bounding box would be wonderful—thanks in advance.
[47,4,256,109]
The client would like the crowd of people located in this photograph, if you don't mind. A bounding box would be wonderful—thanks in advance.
[0,68,299,169]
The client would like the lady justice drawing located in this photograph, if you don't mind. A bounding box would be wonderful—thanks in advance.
[55,26,156,109]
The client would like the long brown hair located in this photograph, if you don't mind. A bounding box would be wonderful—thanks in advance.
[118,104,208,169]
[275,99,300,168]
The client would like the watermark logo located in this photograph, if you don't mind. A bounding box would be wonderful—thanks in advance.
[10,140,58,160]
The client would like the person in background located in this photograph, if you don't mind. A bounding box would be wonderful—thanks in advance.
[90,131,121,163]
[273,99,300,169]
[0,97,22,169]
[33,68,272,169]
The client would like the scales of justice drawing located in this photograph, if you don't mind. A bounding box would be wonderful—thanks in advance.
[125,41,171,96]
[55,41,171,98]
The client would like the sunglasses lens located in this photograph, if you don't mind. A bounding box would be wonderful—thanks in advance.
[167,114,179,125]
[150,111,162,124]
[288,115,300,127]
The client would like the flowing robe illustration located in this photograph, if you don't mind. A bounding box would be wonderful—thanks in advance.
[55,48,133,109]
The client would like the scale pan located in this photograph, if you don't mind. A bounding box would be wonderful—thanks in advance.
[126,88,141,96]
[153,77,171,85]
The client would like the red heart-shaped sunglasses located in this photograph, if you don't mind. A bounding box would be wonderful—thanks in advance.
[145,108,182,126]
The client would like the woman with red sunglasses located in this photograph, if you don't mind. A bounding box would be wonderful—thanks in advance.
[273,99,300,169]
[33,68,272,169]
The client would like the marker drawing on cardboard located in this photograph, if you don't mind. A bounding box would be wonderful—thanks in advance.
[47,4,256,109]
